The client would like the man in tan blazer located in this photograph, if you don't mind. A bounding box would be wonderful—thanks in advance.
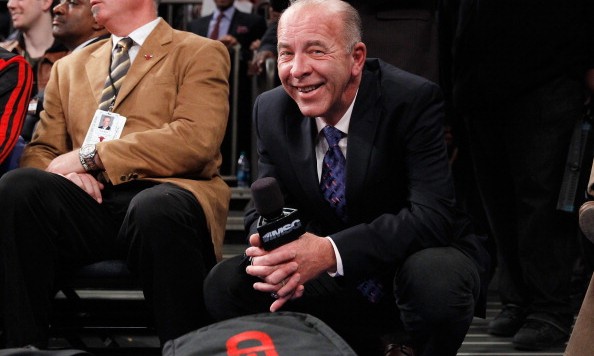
[0,0,230,348]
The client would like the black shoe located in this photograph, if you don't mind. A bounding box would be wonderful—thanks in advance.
[513,319,569,351]
[488,304,528,336]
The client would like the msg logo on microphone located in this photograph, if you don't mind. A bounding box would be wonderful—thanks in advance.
[261,219,303,242]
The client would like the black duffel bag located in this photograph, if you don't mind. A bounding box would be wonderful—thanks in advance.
[163,312,357,356]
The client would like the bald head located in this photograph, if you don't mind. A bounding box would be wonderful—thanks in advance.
[280,0,362,52]
[276,0,366,126]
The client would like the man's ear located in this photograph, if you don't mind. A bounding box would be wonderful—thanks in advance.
[351,42,367,76]
[42,0,55,12]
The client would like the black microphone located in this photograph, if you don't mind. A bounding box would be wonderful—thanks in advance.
[251,177,305,250]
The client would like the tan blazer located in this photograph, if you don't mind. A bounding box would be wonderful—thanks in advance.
[21,19,232,260]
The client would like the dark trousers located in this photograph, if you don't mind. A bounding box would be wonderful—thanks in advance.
[464,75,582,330]
[0,168,216,347]
[204,246,480,356]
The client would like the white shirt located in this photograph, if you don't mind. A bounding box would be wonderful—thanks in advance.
[315,92,358,277]
[208,7,235,40]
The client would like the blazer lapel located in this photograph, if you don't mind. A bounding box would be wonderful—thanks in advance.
[86,41,112,108]
[229,11,240,37]
[285,104,318,193]
[113,19,172,110]
[346,65,382,211]
[283,64,383,225]
[85,20,172,111]
[284,103,339,219]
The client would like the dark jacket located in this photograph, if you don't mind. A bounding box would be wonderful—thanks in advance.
[187,7,267,62]
[247,58,490,315]
[0,48,33,165]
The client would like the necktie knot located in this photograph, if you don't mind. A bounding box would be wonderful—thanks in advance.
[322,126,344,148]
[116,37,134,53]
[98,37,134,111]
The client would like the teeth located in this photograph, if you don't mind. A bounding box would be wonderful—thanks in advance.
[298,85,318,93]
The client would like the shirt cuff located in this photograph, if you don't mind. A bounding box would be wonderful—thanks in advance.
[325,236,344,277]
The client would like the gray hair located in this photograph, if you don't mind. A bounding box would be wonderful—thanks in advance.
[284,0,362,52]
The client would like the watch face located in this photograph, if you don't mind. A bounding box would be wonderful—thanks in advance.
[81,145,95,156]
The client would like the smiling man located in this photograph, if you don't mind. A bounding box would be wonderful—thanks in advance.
[1,0,67,97]
[203,0,490,355]
[52,0,109,51]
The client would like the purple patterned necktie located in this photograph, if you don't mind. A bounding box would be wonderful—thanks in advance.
[320,125,347,221]
[320,126,383,303]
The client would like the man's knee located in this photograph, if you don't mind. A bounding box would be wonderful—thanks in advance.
[123,183,211,267]
[0,168,46,200]
[204,256,257,321]
[396,247,480,323]
[126,183,204,230]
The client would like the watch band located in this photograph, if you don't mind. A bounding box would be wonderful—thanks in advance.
[79,145,99,172]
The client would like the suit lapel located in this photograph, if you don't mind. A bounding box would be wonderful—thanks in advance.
[86,41,112,108]
[202,14,214,36]
[285,104,318,193]
[346,65,382,211]
[284,103,338,219]
[85,20,172,111]
[283,65,382,224]
[229,11,241,37]
[114,20,172,109]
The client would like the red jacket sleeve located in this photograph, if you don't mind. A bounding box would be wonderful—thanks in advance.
[0,50,33,164]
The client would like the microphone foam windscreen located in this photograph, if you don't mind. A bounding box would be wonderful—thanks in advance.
[251,177,284,219]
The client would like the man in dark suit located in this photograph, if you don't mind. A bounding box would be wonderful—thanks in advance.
[203,1,489,355]
[187,0,266,61]
[439,0,594,350]
[188,0,266,175]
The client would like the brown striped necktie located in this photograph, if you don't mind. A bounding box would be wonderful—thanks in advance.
[98,37,134,111]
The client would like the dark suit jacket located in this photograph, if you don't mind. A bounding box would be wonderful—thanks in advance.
[248,58,490,315]
[187,8,266,62]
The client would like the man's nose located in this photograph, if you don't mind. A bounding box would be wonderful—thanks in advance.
[290,53,311,79]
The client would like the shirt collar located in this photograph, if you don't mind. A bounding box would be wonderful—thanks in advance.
[110,17,161,51]
[213,6,235,20]
[315,90,358,135]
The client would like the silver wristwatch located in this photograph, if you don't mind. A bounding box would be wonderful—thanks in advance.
[79,144,99,172]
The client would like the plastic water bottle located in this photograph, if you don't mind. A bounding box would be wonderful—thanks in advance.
[236,151,250,188]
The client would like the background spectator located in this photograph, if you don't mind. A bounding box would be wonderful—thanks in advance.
[439,0,594,351]
[0,48,33,171]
